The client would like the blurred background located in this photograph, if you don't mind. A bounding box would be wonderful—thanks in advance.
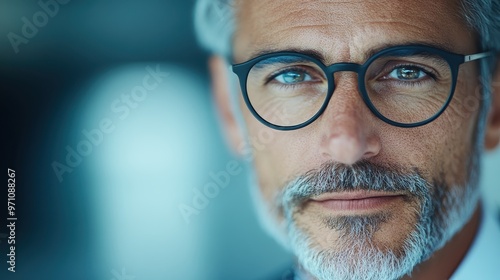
[0,1,498,280]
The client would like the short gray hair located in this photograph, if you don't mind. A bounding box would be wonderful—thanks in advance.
[195,0,500,55]
[194,0,235,57]
[460,0,500,143]
[195,0,500,146]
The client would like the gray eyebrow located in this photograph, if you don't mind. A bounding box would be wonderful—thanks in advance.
[251,55,316,70]
[240,41,456,65]
[244,48,326,64]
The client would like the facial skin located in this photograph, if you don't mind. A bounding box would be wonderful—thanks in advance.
[209,0,500,279]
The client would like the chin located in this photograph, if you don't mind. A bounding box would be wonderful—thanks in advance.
[285,187,479,280]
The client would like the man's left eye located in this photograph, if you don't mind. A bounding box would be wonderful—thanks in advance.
[388,66,427,80]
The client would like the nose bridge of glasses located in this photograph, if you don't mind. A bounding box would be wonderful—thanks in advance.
[326,62,362,75]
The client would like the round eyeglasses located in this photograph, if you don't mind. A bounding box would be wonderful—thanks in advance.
[232,45,493,130]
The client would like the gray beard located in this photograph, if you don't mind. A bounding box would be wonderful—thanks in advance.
[253,155,482,280]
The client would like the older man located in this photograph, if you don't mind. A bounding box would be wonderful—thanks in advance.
[195,0,500,279]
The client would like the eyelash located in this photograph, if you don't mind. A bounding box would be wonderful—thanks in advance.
[266,67,315,85]
[384,64,437,81]
[263,64,438,89]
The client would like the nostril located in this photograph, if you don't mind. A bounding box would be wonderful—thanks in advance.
[320,116,381,165]
[327,135,366,165]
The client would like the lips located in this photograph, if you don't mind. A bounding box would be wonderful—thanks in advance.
[310,191,405,211]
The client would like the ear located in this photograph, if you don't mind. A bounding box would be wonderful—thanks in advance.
[209,55,245,155]
[484,59,500,151]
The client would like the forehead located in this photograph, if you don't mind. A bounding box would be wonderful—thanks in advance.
[233,0,475,63]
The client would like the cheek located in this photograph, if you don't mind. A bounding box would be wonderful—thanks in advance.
[441,80,480,183]
[398,80,478,185]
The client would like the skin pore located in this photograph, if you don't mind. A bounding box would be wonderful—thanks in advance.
[209,0,500,279]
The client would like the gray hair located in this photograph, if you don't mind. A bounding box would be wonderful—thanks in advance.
[460,0,500,146]
[194,0,500,146]
[194,0,500,55]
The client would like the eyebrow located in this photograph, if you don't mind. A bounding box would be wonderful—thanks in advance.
[244,48,326,64]
[250,55,317,70]
[241,41,457,64]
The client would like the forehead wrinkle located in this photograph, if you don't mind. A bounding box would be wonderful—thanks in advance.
[261,3,340,29]
[238,5,353,62]
[237,0,463,28]
[353,21,456,48]
[272,4,351,28]
[242,0,364,32]
[234,0,475,64]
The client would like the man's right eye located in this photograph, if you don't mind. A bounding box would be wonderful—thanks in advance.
[272,69,313,85]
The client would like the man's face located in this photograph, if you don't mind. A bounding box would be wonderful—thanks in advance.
[229,0,482,279]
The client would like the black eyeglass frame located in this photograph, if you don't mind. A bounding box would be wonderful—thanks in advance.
[232,45,493,130]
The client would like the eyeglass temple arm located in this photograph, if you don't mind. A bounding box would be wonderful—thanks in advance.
[464,51,494,63]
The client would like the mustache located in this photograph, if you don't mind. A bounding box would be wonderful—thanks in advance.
[277,161,431,211]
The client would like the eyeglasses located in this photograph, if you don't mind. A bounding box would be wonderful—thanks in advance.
[232,45,493,130]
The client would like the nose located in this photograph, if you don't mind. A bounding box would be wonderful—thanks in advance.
[319,77,381,165]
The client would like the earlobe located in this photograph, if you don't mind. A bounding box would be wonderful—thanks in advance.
[484,59,500,151]
[209,55,245,155]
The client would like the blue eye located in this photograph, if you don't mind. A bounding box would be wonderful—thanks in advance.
[274,71,312,84]
[388,66,427,80]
